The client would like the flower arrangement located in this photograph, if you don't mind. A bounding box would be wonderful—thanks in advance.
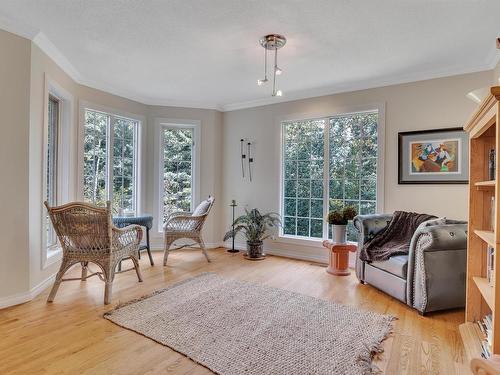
[327,206,357,225]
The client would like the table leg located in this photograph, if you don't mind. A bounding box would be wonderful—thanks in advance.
[146,228,154,266]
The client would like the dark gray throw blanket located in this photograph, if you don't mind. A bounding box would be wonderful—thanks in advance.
[359,211,436,262]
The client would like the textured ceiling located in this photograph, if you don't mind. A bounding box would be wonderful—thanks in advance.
[1,0,499,110]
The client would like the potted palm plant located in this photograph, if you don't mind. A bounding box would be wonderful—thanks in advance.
[327,205,357,243]
[223,208,281,260]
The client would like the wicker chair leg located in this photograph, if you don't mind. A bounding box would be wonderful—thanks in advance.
[81,261,89,280]
[163,236,174,266]
[131,256,143,282]
[104,282,113,305]
[103,263,116,305]
[199,238,211,263]
[47,277,62,303]
[47,259,73,302]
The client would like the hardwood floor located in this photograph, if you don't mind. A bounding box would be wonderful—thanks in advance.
[0,248,470,374]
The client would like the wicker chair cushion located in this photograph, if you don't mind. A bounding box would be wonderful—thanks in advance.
[193,199,212,216]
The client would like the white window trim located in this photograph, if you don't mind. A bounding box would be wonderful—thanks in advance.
[153,118,201,234]
[275,103,386,244]
[42,75,74,269]
[77,101,145,215]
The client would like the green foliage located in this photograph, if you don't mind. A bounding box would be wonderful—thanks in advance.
[83,110,137,214]
[162,128,193,222]
[224,208,282,243]
[327,204,358,225]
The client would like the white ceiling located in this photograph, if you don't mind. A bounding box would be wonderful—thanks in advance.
[1,0,499,111]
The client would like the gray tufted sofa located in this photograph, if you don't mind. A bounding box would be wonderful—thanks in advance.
[353,214,468,314]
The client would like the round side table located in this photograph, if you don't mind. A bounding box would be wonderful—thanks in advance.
[322,240,357,276]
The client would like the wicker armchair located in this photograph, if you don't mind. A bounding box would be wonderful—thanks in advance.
[163,196,215,265]
[45,201,143,305]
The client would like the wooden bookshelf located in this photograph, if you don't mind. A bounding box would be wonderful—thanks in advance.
[475,180,496,187]
[460,86,500,358]
[474,230,496,248]
[474,276,495,309]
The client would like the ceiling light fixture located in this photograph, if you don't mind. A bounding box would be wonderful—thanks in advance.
[257,34,286,97]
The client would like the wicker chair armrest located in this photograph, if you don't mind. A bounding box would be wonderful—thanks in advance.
[164,215,204,232]
[112,225,143,248]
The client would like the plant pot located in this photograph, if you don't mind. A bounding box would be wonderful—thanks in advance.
[331,224,347,244]
[245,240,266,260]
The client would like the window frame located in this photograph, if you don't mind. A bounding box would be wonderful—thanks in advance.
[78,101,144,216]
[278,104,385,243]
[153,118,201,233]
[42,76,75,268]
[46,94,60,248]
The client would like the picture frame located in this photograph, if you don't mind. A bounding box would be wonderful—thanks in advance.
[398,127,469,184]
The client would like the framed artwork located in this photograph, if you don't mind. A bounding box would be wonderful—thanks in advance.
[398,127,469,184]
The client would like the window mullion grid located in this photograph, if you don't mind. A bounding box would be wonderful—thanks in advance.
[160,127,166,226]
[108,115,114,205]
[190,128,194,211]
[91,112,98,203]
[295,129,299,235]
[358,119,363,215]
[133,121,138,214]
[323,118,330,240]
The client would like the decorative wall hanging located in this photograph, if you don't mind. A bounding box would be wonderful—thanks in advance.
[398,127,469,184]
[240,139,246,178]
[239,139,255,182]
[248,142,254,182]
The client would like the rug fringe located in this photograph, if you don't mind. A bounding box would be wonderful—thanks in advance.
[357,315,397,375]
[103,272,216,317]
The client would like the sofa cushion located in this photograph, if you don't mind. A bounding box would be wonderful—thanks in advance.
[370,254,408,279]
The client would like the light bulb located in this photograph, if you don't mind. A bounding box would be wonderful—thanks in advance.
[257,79,263,86]
[276,90,283,97]
[275,67,283,75]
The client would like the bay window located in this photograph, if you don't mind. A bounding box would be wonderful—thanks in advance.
[83,108,140,215]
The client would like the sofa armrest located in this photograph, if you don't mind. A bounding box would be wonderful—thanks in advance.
[353,214,393,246]
[407,221,468,313]
[413,224,467,251]
[353,214,392,281]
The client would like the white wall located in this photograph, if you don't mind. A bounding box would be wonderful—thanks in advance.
[0,29,31,299]
[495,60,500,84]
[221,71,492,261]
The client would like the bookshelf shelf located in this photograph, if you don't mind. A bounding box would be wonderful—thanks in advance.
[475,180,496,188]
[461,86,500,358]
[474,230,496,248]
[473,276,495,310]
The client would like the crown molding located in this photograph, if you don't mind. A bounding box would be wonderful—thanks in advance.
[0,12,38,39]
[33,32,83,83]
[221,61,495,112]
[31,33,222,110]
[0,12,497,113]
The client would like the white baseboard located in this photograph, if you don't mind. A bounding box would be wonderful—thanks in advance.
[223,241,329,264]
[150,237,223,251]
[0,274,55,309]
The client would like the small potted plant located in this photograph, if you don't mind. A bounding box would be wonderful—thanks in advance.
[223,208,281,260]
[327,205,357,243]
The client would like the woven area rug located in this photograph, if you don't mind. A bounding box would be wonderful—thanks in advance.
[104,273,394,375]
